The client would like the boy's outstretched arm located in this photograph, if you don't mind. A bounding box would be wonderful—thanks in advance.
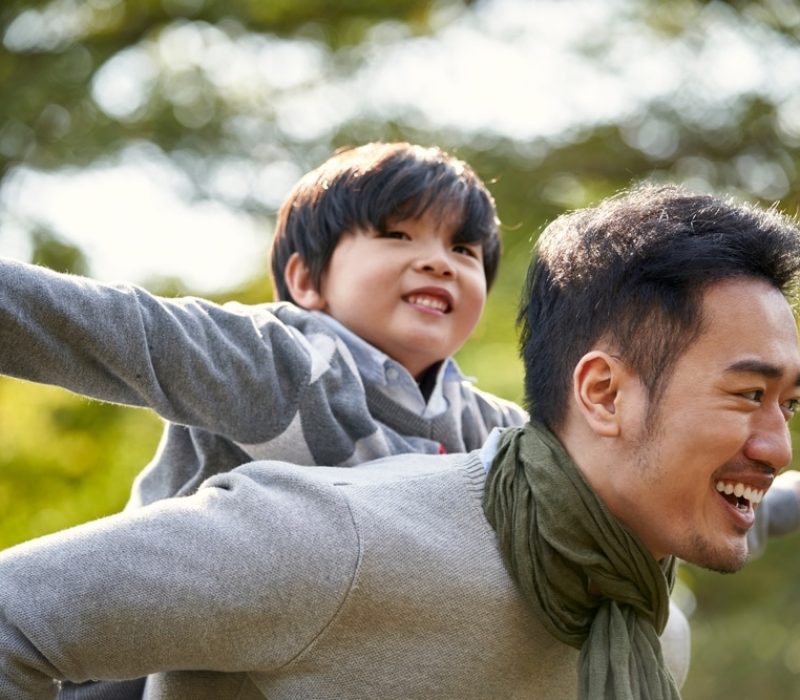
[0,257,312,442]
[0,465,357,697]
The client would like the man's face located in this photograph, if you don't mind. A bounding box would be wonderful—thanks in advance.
[611,277,800,572]
[316,209,487,379]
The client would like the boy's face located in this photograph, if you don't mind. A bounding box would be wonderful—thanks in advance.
[316,209,487,379]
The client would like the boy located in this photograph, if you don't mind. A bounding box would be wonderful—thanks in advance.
[0,142,525,515]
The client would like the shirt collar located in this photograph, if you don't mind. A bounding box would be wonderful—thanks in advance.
[479,427,505,472]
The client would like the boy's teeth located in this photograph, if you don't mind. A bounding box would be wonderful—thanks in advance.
[715,480,764,504]
[408,295,448,311]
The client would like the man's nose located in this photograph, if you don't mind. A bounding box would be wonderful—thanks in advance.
[744,404,793,471]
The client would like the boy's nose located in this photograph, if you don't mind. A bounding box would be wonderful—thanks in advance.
[414,247,455,277]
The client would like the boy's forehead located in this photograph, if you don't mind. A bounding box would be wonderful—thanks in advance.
[386,201,465,227]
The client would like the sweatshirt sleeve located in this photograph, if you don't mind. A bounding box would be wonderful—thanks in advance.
[0,257,311,441]
[0,465,358,697]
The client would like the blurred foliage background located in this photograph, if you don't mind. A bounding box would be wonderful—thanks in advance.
[3,0,800,696]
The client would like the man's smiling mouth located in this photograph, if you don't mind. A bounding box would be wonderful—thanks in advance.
[715,480,765,511]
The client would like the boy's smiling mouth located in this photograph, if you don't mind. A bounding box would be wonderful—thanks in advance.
[404,290,453,314]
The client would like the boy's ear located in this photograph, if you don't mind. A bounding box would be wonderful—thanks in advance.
[284,253,326,310]
[572,351,626,437]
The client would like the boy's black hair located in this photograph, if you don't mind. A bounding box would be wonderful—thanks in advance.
[270,142,502,303]
[519,183,800,430]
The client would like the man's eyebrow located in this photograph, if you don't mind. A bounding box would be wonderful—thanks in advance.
[725,359,800,385]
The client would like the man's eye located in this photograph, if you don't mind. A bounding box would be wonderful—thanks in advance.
[741,390,764,403]
[784,398,800,416]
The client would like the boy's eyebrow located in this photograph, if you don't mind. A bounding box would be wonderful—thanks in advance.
[725,359,800,385]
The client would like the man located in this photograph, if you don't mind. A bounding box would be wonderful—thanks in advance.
[1,184,800,699]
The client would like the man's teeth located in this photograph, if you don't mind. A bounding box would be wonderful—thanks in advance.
[715,480,765,505]
[408,295,448,312]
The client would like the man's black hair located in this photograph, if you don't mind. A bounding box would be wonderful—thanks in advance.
[519,183,800,429]
[270,142,502,303]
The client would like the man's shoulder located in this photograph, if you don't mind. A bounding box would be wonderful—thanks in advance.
[194,453,487,543]
[228,451,483,491]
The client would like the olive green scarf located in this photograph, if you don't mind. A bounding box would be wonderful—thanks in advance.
[483,423,679,699]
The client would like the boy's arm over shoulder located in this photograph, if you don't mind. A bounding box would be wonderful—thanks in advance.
[0,257,313,440]
[748,470,800,559]
[0,464,359,696]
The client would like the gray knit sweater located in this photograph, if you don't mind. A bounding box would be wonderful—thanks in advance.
[0,452,581,700]
[0,258,526,509]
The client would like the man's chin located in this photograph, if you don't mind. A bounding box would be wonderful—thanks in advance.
[698,558,747,575]
[680,535,749,574]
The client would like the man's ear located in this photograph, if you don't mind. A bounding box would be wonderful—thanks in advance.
[572,351,624,437]
[283,253,326,310]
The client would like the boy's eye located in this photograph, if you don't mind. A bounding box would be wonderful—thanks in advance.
[452,244,480,259]
[380,230,410,240]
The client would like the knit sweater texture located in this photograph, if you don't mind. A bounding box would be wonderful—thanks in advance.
[0,452,580,699]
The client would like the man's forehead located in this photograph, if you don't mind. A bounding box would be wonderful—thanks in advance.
[696,278,800,376]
